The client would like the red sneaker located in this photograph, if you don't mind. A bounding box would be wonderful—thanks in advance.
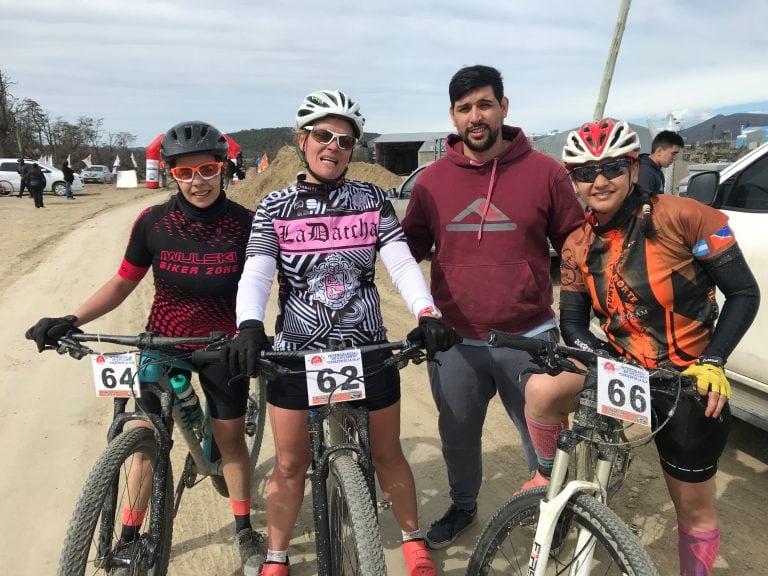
[514,470,550,495]
[259,561,290,576]
[402,538,436,576]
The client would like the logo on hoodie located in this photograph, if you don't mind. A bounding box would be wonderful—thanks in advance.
[446,199,517,232]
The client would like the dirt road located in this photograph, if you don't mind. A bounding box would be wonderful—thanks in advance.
[1,185,767,574]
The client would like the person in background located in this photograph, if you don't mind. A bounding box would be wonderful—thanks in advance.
[400,64,584,550]
[26,162,46,208]
[17,157,31,198]
[25,121,264,575]
[225,89,459,576]
[637,129,684,194]
[525,118,759,575]
[222,156,237,190]
[61,160,75,199]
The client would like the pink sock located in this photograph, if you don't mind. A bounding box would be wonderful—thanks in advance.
[525,410,568,477]
[678,523,719,576]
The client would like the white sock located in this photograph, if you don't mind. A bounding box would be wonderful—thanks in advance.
[402,529,424,542]
[265,549,288,564]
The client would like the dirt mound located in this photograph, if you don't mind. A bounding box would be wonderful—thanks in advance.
[228,146,404,209]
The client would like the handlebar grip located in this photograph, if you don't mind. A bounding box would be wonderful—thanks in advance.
[190,349,222,364]
[487,329,547,355]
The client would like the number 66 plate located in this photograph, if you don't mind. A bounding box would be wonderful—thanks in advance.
[91,353,141,398]
[596,357,651,427]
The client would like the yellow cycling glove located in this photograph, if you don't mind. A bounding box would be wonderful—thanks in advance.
[682,358,731,399]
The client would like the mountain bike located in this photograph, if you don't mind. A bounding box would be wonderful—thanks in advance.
[49,331,266,576]
[466,329,700,576]
[198,339,427,576]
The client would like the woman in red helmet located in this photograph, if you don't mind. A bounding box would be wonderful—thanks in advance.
[522,118,759,574]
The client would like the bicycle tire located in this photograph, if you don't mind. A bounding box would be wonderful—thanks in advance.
[327,455,387,576]
[210,376,267,498]
[58,427,173,576]
[466,486,656,576]
[0,180,12,196]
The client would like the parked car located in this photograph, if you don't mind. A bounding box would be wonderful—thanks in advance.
[388,163,430,222]
[0,158,84,196]
[81,164,113,184]
[663,141,768,430]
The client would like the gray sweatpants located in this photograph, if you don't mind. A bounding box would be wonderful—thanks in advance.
[427,328,558,510]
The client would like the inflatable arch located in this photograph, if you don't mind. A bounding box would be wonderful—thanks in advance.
[145,133,241,189]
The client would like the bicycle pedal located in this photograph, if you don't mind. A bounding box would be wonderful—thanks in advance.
[629,523,643,538]
[182,454,198,488]
[378,499,392,510]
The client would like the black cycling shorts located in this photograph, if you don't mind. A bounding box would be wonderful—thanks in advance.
[651,393,731,483]
[266,347,401,411]
[139,361,248,421]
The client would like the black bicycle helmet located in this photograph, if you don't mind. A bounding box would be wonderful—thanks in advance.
[161,121,228,162]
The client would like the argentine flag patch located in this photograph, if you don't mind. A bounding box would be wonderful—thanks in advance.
[692,239,710,258]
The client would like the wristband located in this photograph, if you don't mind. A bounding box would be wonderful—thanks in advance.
[418,306,442,319]
[697,355,724,367]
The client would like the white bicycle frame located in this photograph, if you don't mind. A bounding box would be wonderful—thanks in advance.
[526,444,615,576]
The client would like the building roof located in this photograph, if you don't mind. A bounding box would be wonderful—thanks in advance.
[371,132,452,144]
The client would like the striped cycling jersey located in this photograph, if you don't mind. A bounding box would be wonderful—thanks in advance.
[245,178,406,350]
[560,194,736,368]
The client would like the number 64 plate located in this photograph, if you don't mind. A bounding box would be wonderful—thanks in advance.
[91,353,141,398]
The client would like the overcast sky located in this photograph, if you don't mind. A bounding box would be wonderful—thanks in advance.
[3,0,767,145]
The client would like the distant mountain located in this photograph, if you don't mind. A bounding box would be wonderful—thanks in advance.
[680,113,768,144]
[227,127,379,166]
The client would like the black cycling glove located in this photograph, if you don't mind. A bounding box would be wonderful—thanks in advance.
[407,317,461,358]
[221,320,270,377]
[25,315,82,353]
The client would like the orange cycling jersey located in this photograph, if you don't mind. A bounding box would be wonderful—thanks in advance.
[560,194,736,368]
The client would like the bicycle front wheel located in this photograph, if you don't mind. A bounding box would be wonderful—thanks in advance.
[327,455,386,576]
[210,376,267,498]
[466,487,656,576]
[58,427,173,576]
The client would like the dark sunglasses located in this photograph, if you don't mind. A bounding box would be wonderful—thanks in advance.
[170,161,223,183]
[570,158,632,183]
[305,126,358,150]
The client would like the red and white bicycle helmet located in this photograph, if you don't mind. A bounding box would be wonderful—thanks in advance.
[562,118,640,167]
[295,90,365,139]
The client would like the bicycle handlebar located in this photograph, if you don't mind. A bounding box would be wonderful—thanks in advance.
[487,328,697,392]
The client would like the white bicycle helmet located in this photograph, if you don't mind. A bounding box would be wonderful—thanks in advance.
[295,90,365,138]
[562,118,640,166]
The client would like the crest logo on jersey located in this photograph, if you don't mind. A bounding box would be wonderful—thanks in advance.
[307,254,360,310]
[349,189,368,211]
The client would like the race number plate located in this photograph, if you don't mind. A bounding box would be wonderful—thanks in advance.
[305,349,366,406]
[91,353,141,398]
[596,357,651,426]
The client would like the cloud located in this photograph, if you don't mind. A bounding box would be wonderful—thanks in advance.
[3,0,767,144]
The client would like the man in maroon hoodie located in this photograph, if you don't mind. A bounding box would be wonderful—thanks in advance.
[401,64,584,549]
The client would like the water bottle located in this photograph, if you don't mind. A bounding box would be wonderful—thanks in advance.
[170,373,204,439]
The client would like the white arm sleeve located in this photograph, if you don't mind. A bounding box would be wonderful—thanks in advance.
[380,241,434,318]
[236,254,277,325]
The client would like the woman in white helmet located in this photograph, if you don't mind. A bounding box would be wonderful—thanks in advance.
[225,90,458,575]
[523,118,759,575]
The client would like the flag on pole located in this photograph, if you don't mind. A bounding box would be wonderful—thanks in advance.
[130,152,138,168]
[257,153,269,173]
[82,154,92,167]
[112,154,121,175]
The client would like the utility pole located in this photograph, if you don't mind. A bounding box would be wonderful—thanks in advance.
[593,0,632,120]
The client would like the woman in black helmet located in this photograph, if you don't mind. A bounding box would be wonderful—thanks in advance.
[25,121,264,575]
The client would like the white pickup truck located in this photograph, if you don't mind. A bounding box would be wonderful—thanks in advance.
[685,141,768,430]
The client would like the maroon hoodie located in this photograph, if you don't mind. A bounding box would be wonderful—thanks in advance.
[401,125,584,339]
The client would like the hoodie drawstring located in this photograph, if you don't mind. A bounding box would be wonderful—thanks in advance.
[477,157,499,243]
